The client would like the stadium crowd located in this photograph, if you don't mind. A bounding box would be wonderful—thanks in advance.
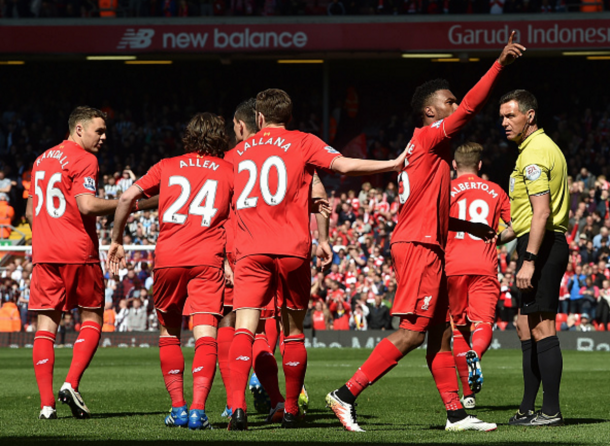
[0,0,606,18]
[1,82,610,335]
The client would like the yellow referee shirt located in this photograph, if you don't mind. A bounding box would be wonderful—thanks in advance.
[509,129,569,238]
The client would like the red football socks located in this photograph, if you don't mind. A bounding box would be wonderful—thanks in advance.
[452,329,472,395]
[229,328,255,411]
[65,321,101,391]
[427,351,463,411]
[265,318,280,355]
[352,338,404,396]
[471,323,493,358]
[33,330,56,408]
[282,334,307,415]
[217,326,234,409]
[253,333,284,407]
[190,337,217,411]
[159,336,186,408]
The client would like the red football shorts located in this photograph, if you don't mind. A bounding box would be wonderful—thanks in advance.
[224,251,236,308]
[391,242,449,332]
[29,263,104,312]
[155,265,224,328]
[447,275,500,326]
[260,298,277,320]
[234,255,310,312]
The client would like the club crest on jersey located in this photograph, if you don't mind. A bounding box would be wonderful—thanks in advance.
[324,146,339,154]
[83,177,96,192]
[421,295,433,311]
[524,164,542,181]
[431,119,444,129]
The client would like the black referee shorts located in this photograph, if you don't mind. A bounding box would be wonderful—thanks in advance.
[516,231,569,315]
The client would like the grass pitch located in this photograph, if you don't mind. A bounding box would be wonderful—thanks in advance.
[0,347,608,445]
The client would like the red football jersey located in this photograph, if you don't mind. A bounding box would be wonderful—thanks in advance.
[136,152,233,269]
[444,175,510,276]
[223,147,238,256]
[231,127,341,260]
[30,140,99,264]
[391,61,503,249]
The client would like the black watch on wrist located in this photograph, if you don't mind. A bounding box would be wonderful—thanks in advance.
[523,251,538,262]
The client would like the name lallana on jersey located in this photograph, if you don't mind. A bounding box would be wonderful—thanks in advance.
[237,136,292,156]
[450,181,499,199]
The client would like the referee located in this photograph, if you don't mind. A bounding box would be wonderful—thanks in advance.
[497,90,569,427]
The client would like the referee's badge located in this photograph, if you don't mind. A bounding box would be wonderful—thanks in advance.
[525,164,542,181]
[510,177,515,193]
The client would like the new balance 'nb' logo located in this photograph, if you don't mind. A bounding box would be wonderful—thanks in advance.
[193,367,204,373]
[117,28,155,50]
[167,369,181,375]
[75,339,85,344]
[285,361,300,367]
[235,356,250,361]
[36,359,49,366]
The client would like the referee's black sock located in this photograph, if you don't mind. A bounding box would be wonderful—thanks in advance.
[537,336,563,415]
[519,339,541,414]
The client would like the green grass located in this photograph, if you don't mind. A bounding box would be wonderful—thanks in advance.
[0,347,608,445]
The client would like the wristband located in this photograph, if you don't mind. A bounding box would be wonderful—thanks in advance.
[135,200,140,211]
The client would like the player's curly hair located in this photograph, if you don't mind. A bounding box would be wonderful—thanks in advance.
[410,79,451,125]
[182,112,230,158]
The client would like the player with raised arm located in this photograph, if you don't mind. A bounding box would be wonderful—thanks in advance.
[107,113,233,430]
[228,88,406,431]
[445,143,511,409]
[326,34,525,433]
[27,106,156,420]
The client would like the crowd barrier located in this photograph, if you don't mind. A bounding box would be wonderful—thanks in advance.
[1,329,609,351]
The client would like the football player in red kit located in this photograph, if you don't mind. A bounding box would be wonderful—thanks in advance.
[445,142,511,409]
[108,113,232,430]
[228,88,407,430]
[27,106,156,420]
[327,34,525,433]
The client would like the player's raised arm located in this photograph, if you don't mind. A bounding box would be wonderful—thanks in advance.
[312,172,333,269]
[442,32,526,139]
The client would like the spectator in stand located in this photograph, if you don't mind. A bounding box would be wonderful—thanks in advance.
[337,202,356,226]
[592,226,610,250]
[350,298,368,331]
[102,301,116,332]
[597,280,610,327]
[121,266,142,298]
[560,314,577,331]
[329,294,351,330]
[580,239,598,264]
[311,299,331,330]
[568,264,586,314]
[0,194,14,238]
[115,298,129,332]
[0,295,21,332]
[576,313,595,332]
[117,168,136,192]
[126,297,147,331]
[579,276,599,320]
[367,294,391,330]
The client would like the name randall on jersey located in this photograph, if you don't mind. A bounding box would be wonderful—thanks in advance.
[450,181,499,199]
[237,134,292,156]
[36,148,70,170]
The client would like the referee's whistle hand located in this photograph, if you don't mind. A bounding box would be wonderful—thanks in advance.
[516,261,535,291]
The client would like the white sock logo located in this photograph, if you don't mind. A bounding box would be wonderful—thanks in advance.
[36,359,49,366]
[193,367,204,373]
[285,361,300,367]
[167,369,182,375]
[235,356,250,361]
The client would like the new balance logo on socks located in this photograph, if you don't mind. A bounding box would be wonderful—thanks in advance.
[285,361,301,367]
[235,356,250,361]
[75,339,85,344]
[193,367,204,373]
[167,369,182,375]
[36,359,49,366]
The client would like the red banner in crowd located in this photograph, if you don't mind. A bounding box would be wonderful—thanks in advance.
[1,17,610,54]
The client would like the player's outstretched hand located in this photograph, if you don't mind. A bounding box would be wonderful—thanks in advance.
[311,198,332,218]
[469,222,498,243]
[106,242,126,276]
[393,146,408,172]
[498,31,526,66]
[316,240,333,270]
